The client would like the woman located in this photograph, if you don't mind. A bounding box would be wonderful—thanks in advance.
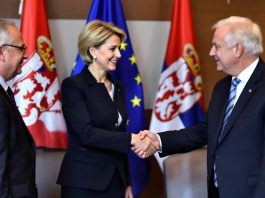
[57,20,155,198]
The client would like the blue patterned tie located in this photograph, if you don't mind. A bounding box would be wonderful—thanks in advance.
[214,77,241,187]
[219,77,241,141]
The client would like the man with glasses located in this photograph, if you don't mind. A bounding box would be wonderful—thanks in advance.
[0,19,37,197]
[2,43,27,52]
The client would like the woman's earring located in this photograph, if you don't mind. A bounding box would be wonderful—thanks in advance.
[93,56,97,61]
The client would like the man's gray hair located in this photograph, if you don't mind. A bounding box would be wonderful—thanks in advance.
[212,16,263,56]
[0,19,15,46]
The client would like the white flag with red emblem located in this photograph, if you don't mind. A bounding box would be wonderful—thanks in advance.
[150,0,204,170]
[12,0,67,149]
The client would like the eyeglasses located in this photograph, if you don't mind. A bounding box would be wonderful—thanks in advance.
[1,44,27,52]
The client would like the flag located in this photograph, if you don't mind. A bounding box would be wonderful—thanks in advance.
[71,0,149,196]
[11,0,68,149]
[150,0,204,170]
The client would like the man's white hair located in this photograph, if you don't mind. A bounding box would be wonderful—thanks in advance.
[212,16,263,56]
[0,19,15,46]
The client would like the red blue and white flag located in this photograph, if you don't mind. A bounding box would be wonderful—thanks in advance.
[11,0,68,149]
[150,0,204,170]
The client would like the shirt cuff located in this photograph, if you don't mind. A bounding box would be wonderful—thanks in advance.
[156,133,162,153]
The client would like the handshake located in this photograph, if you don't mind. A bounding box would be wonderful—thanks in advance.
[131,130,161,159]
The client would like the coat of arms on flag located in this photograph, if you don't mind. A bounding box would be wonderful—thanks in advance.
[154,45,203,123]
[11,0,67,149]
[150,0,204,170]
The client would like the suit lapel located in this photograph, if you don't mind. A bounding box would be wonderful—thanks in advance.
[0,85,36,147]
[217,60,264,144]
[0,85,22,115]
[211,77,231,149]
[81,67,121,118]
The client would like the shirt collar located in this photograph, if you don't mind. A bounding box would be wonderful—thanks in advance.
[0,75,8,91]
[235,58,259,83]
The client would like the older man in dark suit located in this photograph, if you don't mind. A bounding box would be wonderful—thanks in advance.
[138,16,265,198]
[0,19,37,198]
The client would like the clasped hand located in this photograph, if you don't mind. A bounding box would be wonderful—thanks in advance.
[131,130,160,159]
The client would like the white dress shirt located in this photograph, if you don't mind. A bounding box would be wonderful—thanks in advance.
[0,75,9,91]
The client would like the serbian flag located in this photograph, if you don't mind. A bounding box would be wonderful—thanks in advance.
[71,0,149,196]
[150,0,204,170]
[11,0,68,149]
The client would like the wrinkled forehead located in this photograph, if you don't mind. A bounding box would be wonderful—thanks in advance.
[212,26,230,42]
[6,24,24,44]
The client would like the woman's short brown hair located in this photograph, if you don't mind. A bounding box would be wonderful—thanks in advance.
[78,20,126,65]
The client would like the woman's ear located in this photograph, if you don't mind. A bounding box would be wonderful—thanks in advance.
[89,47,96,57]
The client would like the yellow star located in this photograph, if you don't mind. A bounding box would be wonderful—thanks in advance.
[120,42,127,51]
[129,55,136,65]
[135,75,142,85]
[72,61,76,69]
[131,96,141,107]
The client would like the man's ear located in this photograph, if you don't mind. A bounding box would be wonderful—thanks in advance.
[234,43,244,58]
[0,47,5,62]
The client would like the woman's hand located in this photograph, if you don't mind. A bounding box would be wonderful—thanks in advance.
[125,186,133,198]
[131,132,160,158]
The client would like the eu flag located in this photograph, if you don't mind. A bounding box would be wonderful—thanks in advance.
[71,0,149,196]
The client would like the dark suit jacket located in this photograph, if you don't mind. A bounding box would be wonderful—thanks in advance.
[0,86,36,198]
[57,67,131,191]
[159,58,265,198]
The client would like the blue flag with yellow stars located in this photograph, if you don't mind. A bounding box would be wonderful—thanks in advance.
[71,0,149,196]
